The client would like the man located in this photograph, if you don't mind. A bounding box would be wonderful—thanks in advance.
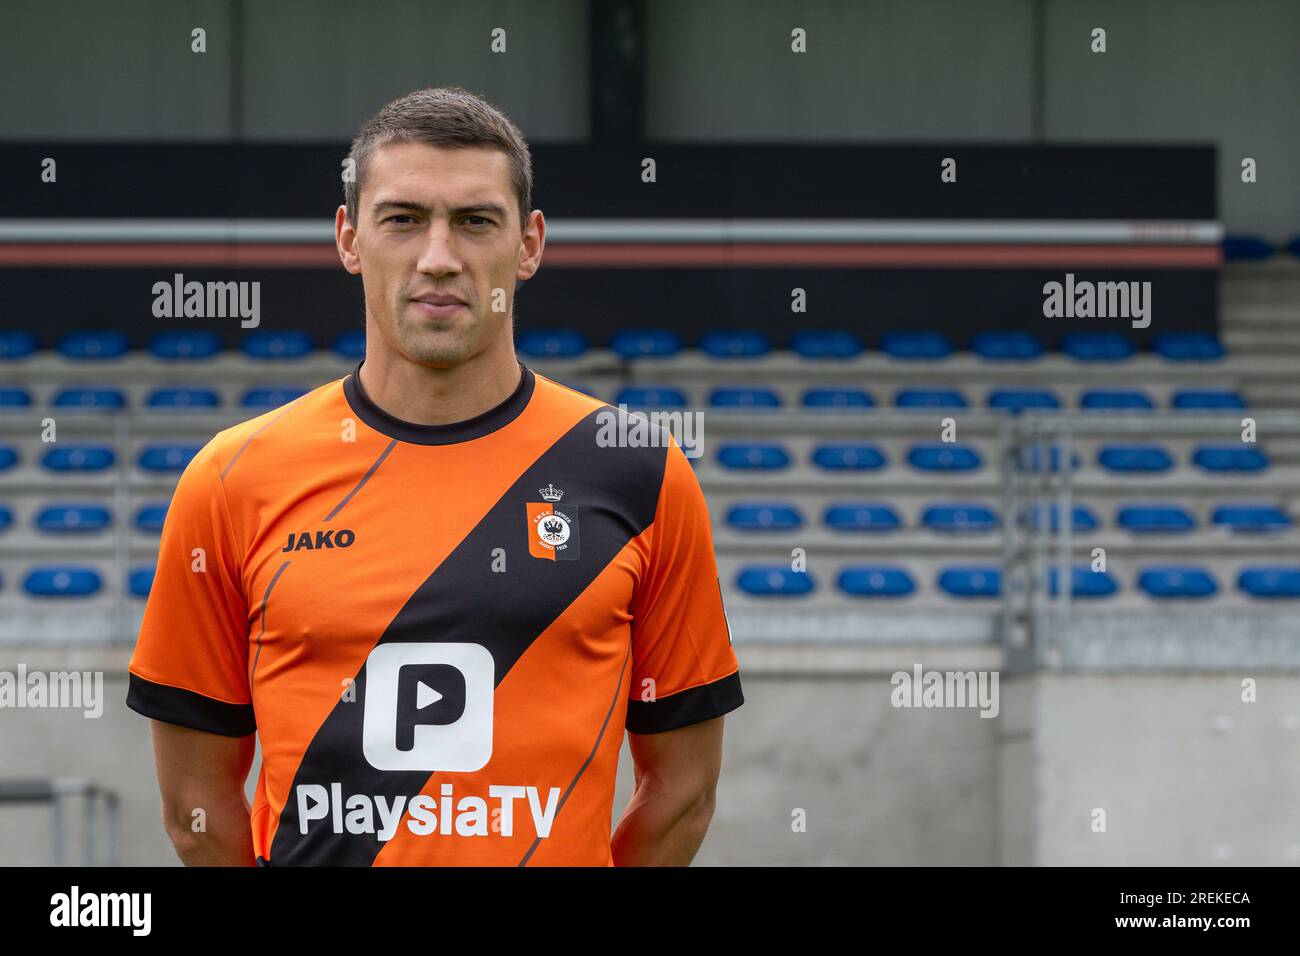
[126,86,743,866]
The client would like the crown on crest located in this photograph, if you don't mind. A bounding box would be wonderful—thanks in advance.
[538,483,564,502]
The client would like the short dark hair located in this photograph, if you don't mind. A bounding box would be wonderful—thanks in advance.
[344,86,532,234]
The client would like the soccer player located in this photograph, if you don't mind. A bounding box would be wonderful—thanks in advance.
[126,87,744,866]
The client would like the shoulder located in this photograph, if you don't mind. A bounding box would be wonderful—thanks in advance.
[197,374,347,483]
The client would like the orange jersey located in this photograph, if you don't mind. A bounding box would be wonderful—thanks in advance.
[126,360,743,866]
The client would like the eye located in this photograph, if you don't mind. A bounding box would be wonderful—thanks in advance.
[385,214,415,224]
[464,216,492,227]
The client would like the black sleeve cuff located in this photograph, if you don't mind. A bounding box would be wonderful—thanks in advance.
[126,672,257,737]
[626,670,743,734]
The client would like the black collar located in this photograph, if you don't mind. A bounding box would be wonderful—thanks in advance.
[343,359,534,445]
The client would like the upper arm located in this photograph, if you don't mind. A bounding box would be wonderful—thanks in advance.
[626,442,744,735]
[150,721,255,820]
[627,715,725,802]
[126,440,256,737]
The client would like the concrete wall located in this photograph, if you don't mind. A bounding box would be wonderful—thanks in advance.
[1020,673,1300,865]
[0,0,589,141]
[2,0,1293,233]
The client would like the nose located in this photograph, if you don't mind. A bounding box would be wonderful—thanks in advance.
[414,222,463,277]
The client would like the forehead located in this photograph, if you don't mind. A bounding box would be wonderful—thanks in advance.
[361,141,513,207]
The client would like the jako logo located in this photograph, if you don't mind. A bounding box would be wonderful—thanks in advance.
[281,529,356,552]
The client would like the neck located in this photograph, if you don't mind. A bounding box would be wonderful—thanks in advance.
[358,341,522,426]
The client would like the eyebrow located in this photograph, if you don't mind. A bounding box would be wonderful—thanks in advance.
[371,199,509,219]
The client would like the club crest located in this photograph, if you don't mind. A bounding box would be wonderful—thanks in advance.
[527,484,580,561]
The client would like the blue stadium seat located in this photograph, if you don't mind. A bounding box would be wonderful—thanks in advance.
[0,445,19,471]
[1171,389,1246,410]
[241,330,313,360]
[907,443,982,472]
[811,443,887,471]
[791,330,864,359]
[58,331,128,361]
[0,330,37,360]
[1192,445,1268,472]
[614,386,688,408]
[149,330,220,360]
[128,566,155,598]
[709,387,781,408]
[134,503,169,533]
[1153,332,1224,361]
[137,443,200,473]
[726,502,804,531]
[35,504,113,534]
[0,505,13,532]
[1138,566,1218,599]
[971,331,1043,361]
[1017,443,1081,473]
[1222,234,1275,261]
[987,387,1061,413]
[0,388,33,408]
[823,502,901,532]
[895,387,967,408]
[1048,566,1119,598]
[881,331,952,360]
[1080,388,1155,411]
[1062,332,1133,362]
[1097,444,1173,473]
[921,503,999,533]
[241,386,308,409]
[937,566,1001,598]
[838,566,916,597]
[1212,504,1290,533]
[1288,235,1300,259]
[517,329,588,358]
[1115,504,1196,534]
[717,442,791,471]
[801,388,874,409]
[610,329,681,359]
[700,330,772,358]
[332,329,366,359]
[1021,503,1100,533]
[736,566,815,597]
[146,387,221,409]
[42,445,115,472]
[1237,567,1300,599]
[24,566,102,597]
[52,387,127,409]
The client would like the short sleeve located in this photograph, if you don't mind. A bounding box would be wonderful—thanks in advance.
[126,439,255,736]
[626,440,743,734]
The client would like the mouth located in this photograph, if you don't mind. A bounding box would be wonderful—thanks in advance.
[410,295,468,318]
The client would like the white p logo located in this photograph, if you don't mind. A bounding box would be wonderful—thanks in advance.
[361,643,494,771]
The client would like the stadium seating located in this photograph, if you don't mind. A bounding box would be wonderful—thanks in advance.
[2,305,1298,626]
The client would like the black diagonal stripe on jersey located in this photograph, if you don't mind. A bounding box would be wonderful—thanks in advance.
[269,407,670,865]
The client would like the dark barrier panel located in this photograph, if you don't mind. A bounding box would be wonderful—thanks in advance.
[0,143,1217,347]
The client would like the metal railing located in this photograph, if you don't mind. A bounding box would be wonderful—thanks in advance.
[0,778,121,865]
[999,410,1300,669]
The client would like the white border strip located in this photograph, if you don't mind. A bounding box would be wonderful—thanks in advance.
[0,218,1223,244]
